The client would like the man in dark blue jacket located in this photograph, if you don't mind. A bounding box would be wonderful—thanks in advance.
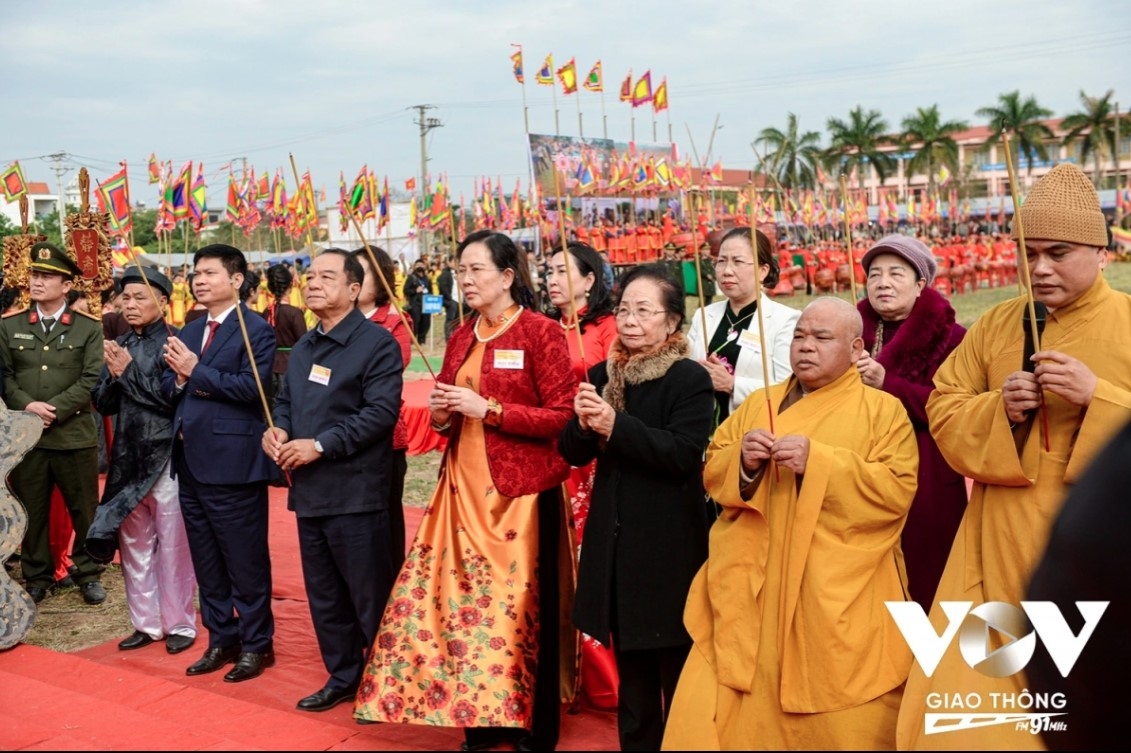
[264,248,402,712]
[162,244,278,683]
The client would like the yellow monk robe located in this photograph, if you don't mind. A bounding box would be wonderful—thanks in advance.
[664,367,918,751]
[897,275,1131,751]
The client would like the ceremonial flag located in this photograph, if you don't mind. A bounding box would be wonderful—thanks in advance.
[709,161,724,184]
[172,161,192,220]
[408,196,417,235]
[98,164,132,234]
[556,58,577,95]
[405,177,416,192]
[583,61,603,93]
[652,77,669,113]
[907,193,917,219]
[632,71,652,107]
[349,166,370,215]
[189,163,207,230]
[156,166,176,234]
[576,160,596,192]
[510,44,523,84]
[258,172,270,198]
[147,153,161,184]
[937,165,951,187]
[653,158,672,188]
[536,54,554,85]
[1,161,27,202]
[226,175,242,223]
[619,70,633,102]
[378,177,390,230]
[429,178,448,227]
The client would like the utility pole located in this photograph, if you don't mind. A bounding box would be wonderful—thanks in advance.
[412,104,443,261]
[48,151,71,233]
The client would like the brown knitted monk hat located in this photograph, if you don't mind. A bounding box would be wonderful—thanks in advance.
[1011,162,1108,247]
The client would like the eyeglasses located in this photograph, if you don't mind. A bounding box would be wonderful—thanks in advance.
[715,257,757,270]
[456,265,501,279]
[614,305,665,322]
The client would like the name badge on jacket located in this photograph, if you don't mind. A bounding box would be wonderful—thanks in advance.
[493,350,524,370]
[737,329,762,352]
[309,364,332,385]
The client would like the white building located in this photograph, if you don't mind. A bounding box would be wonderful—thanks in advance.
[1,180,59,229]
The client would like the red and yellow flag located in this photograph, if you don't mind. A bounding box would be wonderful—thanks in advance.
[652,78,669,113]
[619,70,633,102]
[556,58,577,95]
[510,44,523,84]
[631,70,652,108]
[1,161,27,201]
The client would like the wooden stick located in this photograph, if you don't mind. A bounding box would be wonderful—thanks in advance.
[551,166,585,362]
[230,279,291,485]
[747,185,777,438]
[347,208,438,381]
[689,192,709,347]
[1001,130,1049,451]
[448,205,464,326]
[839,175,859,303]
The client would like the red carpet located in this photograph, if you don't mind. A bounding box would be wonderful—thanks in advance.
[0,489,618,751]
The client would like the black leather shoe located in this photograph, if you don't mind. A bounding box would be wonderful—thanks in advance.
[185,645,241,676]
[223,650,275,683]
[165,634,196,655]
[118,631,155,651]
[296,685,358,712]
[81,581,107,605]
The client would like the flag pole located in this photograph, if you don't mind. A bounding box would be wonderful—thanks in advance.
[600,74,608,139]
[349,208,438,381]
[839,175,859,302]
[748,183,779,483]
[121,160,136,249]
[448,204,463,327]
[690,191,709,348]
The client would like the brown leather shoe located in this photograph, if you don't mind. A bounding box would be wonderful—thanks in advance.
[223,650,275,683]
[185,645,241,676]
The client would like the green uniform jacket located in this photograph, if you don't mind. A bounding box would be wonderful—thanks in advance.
[0,306,104,450]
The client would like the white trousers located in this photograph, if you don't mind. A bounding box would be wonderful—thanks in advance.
[118,462,197,639]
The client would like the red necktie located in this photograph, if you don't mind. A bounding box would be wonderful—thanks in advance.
[202,320,220,355]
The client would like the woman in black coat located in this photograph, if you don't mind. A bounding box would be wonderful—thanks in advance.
[558,264,714,751]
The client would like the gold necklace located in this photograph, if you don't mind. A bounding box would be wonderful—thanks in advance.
[474,306,524,343]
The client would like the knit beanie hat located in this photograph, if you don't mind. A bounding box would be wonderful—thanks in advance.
[1011,163,1108,247]
[861,234,938,284]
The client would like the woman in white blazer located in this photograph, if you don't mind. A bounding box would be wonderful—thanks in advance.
[687,226,801,426]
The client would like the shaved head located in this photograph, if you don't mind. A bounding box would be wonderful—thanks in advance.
[790,296,866,391]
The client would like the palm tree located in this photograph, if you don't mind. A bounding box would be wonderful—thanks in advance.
[754,113,823,191]
[901,105,968,196]
[824,106,897,187]
[1060,89,1131,188]
[976,90,1055,174]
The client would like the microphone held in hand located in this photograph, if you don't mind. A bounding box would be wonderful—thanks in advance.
[1022,301,1048,373]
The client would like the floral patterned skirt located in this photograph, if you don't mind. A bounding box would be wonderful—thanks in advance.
[354,416,542,728]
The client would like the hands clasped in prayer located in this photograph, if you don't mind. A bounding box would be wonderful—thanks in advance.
[103,340,134,379]
[741,428,810,476]
[162,336,198,383]
[1001,349,1098,425]
[574,382,614,438]
[429,382,489,422]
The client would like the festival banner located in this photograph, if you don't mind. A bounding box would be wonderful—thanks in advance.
[528,132,675,203]
[2,161,28,202]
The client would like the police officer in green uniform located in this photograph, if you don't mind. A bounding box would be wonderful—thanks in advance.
[698,240,717,303]
[1,242,106,604]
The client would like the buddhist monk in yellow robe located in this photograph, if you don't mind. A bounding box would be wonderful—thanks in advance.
[664,297,919,751]
[897,164,1131,750]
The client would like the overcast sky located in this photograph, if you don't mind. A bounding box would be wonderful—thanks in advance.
[4,0,1128,207]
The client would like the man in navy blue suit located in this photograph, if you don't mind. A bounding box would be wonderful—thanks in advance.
[162,244,278,683]
[264,249,403,712]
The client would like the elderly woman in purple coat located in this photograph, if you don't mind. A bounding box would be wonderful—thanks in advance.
[855,235,968,609]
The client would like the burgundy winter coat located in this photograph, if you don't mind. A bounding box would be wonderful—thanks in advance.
[859,287,967,609]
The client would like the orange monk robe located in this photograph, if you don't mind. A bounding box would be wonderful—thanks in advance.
[575,224,590,246]
[624,223,638,262]
[661,214,675,245]
[897,276,1131,751]
[664,367,919,751]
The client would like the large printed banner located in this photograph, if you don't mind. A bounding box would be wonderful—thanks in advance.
[527,133,674,198]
